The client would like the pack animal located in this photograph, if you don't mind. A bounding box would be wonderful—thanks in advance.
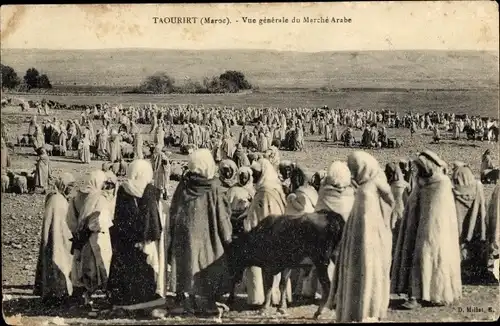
[387,137,402,148]
[17,134,31,147]
[226,211,345,317]
[1,173,10,193]
[120,142,134,159]
[52,145,66,157]
[44,144,53,156]
[8,172,28,194]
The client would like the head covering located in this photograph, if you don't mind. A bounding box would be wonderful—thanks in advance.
[450,161,468,175]
[219,159,238,188]
[290,166,314,193]
[278,160,295,180]
[265,146,281,168]
[227,186,253,214]
[286,186,319,215]
[452,166,477,199]
[104,170,118,185]
[238,166,254,186]
[188,148,216,179]
[253,158,283,192]
[80,170,107,194]
[452,165,487,243]
[347,151,395,207]
[75,170,110,232]
[325,161,351,188]
[54,172,76,195]
[122,159,154,197]
[315,161,355,220]
[414,149,447,180]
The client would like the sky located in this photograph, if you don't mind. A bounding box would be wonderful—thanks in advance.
[1,2,498,52]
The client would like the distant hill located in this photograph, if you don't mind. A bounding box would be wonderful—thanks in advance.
[1,48,498,90]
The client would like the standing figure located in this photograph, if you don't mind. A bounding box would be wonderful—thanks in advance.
[109,130,122,163]
[451,166,487,283]
[391,150,462,309]
[78,130,92,164]
[33,124,45,151]
[96,128,109,159]
[35,148,51,194]
[34,173,76,305]
[1,136,10,170]
[384,162,410,257]
[58,126,68,156]
[29,115,38,136]
[168,149,232,315]
[107,160,166,312]
[326,152,394,322]
[486,183,500,283]
[68,171,113,307]
[151,145,171,200]
[133,133,144,160]
[155,125,165,149]
[221,131,236,160]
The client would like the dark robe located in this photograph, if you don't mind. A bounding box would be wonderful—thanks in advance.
[107,184,162,306]
[168,173,232,298]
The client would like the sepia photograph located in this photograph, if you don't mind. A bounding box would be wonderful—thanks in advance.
[1,2,499,324]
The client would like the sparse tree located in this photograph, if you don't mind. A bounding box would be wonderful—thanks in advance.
[1,64,20,89]
[182,78,206,94]
[37,74,52,89]
[24,68,40,89]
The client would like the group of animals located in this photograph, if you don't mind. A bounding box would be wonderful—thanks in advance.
[2,97,94,112]
[1,169,36,194]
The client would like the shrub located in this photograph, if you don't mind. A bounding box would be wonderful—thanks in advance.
[136,72,175,94]
[135,70,253,94]
[219,70,252,93]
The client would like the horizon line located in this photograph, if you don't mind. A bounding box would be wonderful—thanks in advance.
[1,47,499,53]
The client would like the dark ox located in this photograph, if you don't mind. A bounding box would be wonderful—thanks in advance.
[226,210,345,317]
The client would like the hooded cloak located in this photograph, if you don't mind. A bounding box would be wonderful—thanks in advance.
[326,151,394,322]
[391,150,462,305]
[168,149,232,301]
[34,173,76,300]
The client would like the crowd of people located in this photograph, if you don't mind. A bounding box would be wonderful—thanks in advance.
[1,102,499,323]
[5,102,497,163]
[25,145,500,322]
